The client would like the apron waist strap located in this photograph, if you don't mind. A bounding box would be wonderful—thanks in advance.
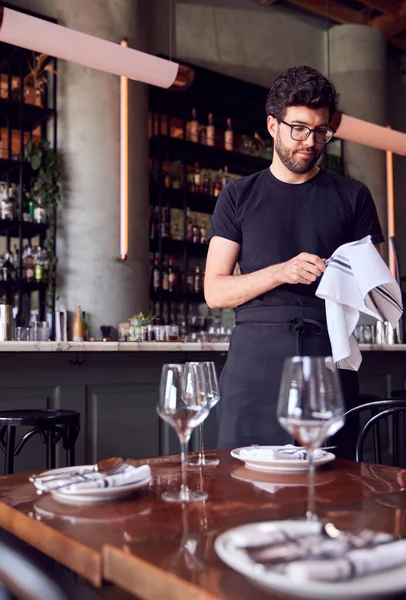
[236,307,327,356]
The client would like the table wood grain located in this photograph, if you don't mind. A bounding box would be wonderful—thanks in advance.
[0,450,406,597]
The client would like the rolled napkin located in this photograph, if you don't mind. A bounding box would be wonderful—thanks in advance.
[239,445,325,461]
[33,463,151,494]
[239,521,400,582]
[284,539,406,582]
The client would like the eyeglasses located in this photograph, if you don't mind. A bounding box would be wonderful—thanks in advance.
[280,120,335,144]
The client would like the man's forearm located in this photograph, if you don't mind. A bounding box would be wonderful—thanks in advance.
[204,264,285,309]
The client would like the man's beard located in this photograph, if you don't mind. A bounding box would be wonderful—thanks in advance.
[274,130,322,175]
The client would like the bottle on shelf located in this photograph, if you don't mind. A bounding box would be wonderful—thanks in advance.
[168,256,176,293]
[72,306,84,342]
[0,185,13,220]
[189,108,199,143]
[194,265,201,294]
[213,173,222,198]
[200,219,207,244]
[152,253,160,292]
[192,216,200,244]
[82,311,90,341]
[1,251,15,282]
[202,171,211,196]
[222,166,229,189]
[162,258,169,292]
[23,245,35,282]
[206,113,215,147]
[225,118,234,151]
[186,208,193,242]
[34,196,46,224]
[150,206,159,241]
[160,205,170,239]
[34,246,45,282]
[186,269,194,294]
[193,162,201,194]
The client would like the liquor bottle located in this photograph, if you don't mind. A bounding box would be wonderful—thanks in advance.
[34,246,44,281]
[225,118,234,151]
[1,185,13,220]
[168,256,176,293]
[82,311,90,341]
[222,165,229,188]
[200,220,207,244]
[189,108,199,143]
[192,217,200,244]
[193,265,201,294]
[186,208,193,242]
[202,171,211,196]
[34,197,46,223]
[186,269,194,294]
[72,306,84,342]
[193,162,201,194]
[206,113,215,147]
[23,245,35,282]
[162,259,169,292]
[213,173,222,198]
[160,205,170,238]
[152,254,160,292]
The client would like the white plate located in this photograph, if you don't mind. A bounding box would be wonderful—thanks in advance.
[215,520,406,599]
[230,446,335,473]
[38,465,151,505]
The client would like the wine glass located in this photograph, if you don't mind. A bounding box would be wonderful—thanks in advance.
[188,362,220,467]
[157,363,210,503]
[277,356,345,520]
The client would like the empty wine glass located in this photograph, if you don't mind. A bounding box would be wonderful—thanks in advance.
[188,362,220,467]
[277,356,345,520]
[157,363,210,503]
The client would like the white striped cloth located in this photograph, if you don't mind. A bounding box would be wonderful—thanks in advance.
[316,235,403,370]
[34,463,151,493]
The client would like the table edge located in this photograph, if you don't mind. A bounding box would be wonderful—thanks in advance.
[0,501,102,587]
[103,544,219,600]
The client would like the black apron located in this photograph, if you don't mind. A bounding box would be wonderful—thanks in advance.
[217,306,359,458]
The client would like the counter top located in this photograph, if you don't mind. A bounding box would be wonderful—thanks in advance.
[0,341,405,352]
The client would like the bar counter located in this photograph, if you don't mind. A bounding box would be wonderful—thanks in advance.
[0,341,403,352]
[0,340,405,475]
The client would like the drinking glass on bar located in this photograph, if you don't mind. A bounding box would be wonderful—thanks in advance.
[277,356,345,520]
[188,362,220,467]
[157,363,210,503]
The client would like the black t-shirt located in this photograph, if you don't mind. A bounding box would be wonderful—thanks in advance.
[208,168,384,313]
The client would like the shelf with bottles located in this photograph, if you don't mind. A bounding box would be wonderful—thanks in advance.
[0,182,48,237]
[149,134,270,178]
[150,253,205,298]
[150,161,238,211]
[150,205,210,256]
[0,243,49,287]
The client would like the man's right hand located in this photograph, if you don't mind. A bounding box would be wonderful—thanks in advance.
[277,253,326,285]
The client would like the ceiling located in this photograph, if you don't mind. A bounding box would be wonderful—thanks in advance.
[259,0,406,51]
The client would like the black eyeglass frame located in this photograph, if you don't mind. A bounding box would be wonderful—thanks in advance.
[279,119,335,144]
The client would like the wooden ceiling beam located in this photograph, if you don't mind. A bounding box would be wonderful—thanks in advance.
[370,13,406,38]
[356,0,402,17]
[285,0,368,25]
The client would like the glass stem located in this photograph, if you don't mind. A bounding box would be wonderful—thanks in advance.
[179,435,190,500]
[306,446,316,521]
[198,423,205,464]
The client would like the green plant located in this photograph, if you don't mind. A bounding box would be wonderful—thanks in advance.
[26,137,61,310]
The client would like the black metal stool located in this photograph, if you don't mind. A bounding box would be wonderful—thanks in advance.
[0,409,80,475]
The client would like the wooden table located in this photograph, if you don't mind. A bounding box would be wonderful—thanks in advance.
[0,451,406,598]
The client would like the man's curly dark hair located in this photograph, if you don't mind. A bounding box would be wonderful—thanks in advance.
[266,65,339,123]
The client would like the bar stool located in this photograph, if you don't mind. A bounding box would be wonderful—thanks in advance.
[0,409,80,475]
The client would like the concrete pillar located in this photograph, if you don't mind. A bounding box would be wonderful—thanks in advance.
[6,0,150,337]
[329,24,388,253]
